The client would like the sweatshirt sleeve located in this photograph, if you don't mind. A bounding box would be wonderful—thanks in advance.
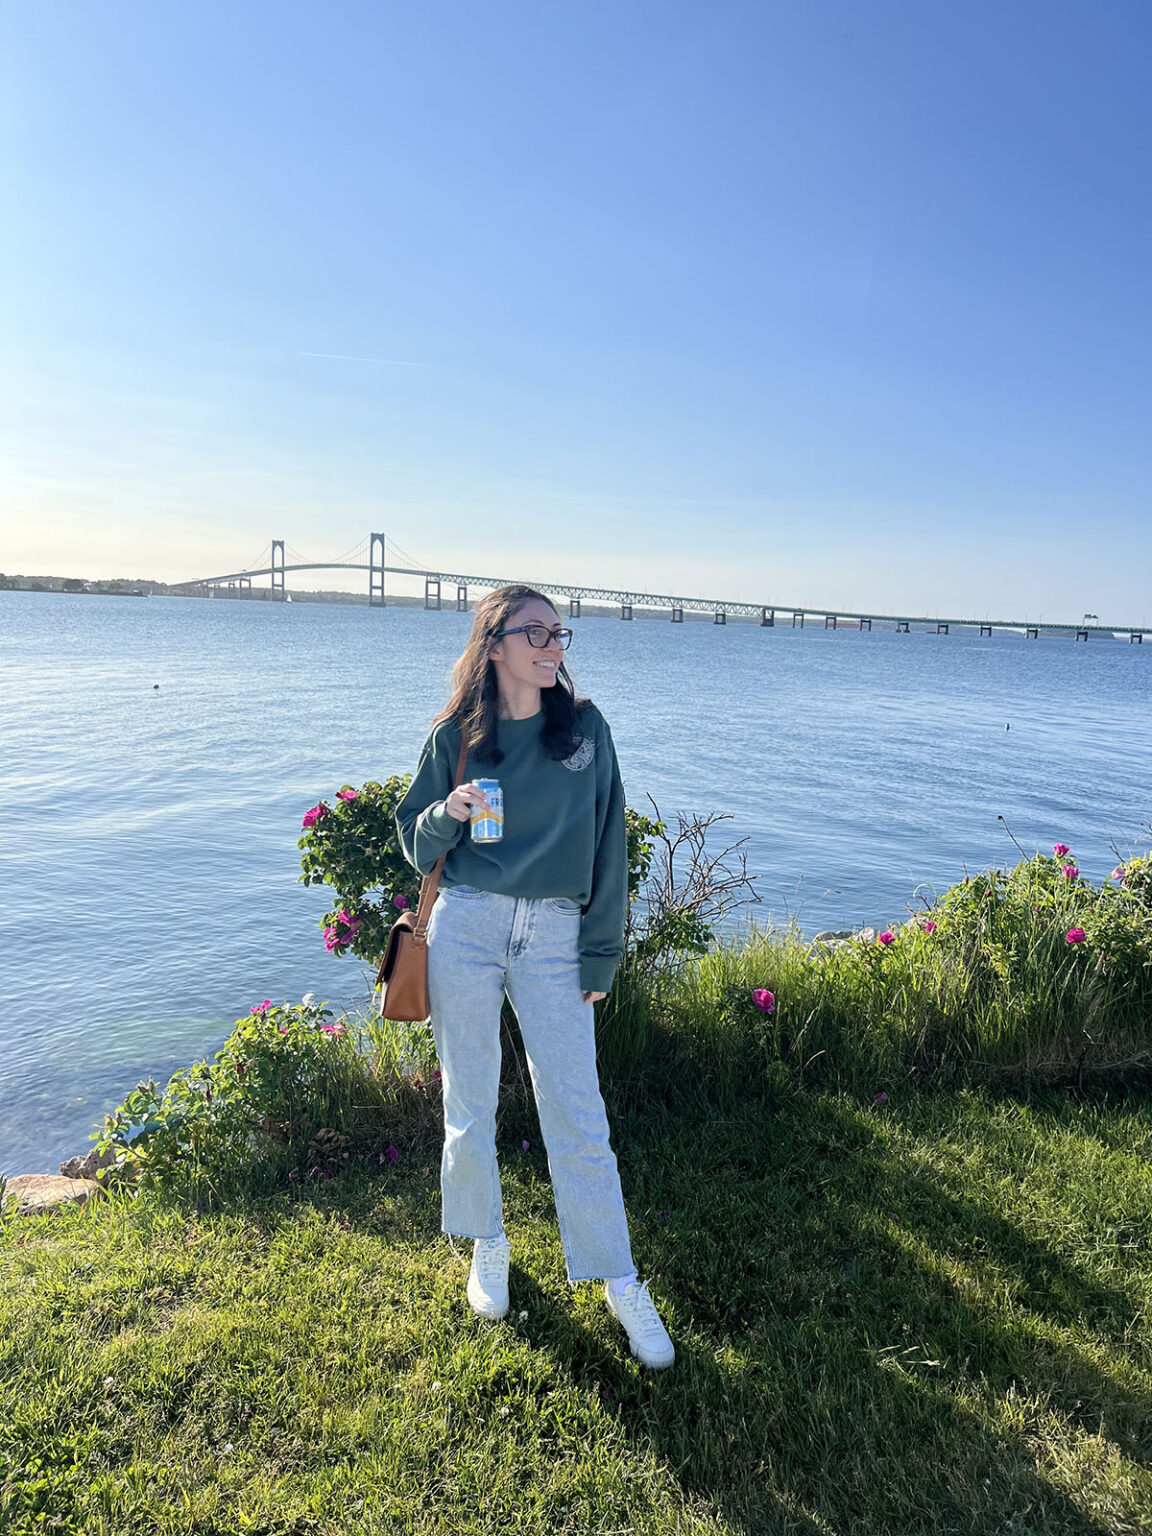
[578,714,628,994]
[395,721,466,876]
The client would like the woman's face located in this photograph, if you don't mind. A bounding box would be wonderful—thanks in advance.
[488,597,564,694]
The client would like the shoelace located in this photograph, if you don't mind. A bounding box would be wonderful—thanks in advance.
[474,1239,510,1283]
[617,1281,665,1338]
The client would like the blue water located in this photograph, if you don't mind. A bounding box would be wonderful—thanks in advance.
[1,589,1149,1174]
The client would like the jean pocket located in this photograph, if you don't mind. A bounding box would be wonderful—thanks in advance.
[544,897,582,915]
[442,883,490,900]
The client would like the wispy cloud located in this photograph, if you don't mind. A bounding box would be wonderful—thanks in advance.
[300,351,426,366]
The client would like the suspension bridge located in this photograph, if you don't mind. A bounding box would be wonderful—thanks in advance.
[168,534,1150,643]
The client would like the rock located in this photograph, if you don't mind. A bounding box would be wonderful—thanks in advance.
[857,927,877,943]
[59,1145,119,1181]
[3,1173,104,1216]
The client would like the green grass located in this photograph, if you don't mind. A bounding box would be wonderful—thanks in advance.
[7,848,1152,1533]
[4,1078,1152,1535]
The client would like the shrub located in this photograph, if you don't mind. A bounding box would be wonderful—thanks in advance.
[93,999,438,1201]
[297,779,421,964]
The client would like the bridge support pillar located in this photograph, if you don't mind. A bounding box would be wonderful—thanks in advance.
[760,607,774,627]
[271,540,286,600]
[620,603,633,621]
[859,617,872,632]
[1026,627,1039,639]
[980,624,992,637]
[425,575,441,610]
[714,609,726,625]
[368,533,385,607]
[239,575,251,592]
[671,606,683,623]
[896,620,910,633]
[792,612,804,628]
[936,622,949,635]
[569,596,581,619]
[1075,629,1089,642]
[1131,632,1144,644]
[456,584,468,611]
[825,614,837,630]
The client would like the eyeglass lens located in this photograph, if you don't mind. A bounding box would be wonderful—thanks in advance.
[524,625,572,649]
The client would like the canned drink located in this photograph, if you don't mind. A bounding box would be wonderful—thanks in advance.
[470,778,503,842]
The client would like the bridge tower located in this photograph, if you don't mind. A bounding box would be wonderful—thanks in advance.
[369,533,385,607]
[271,541,286,600]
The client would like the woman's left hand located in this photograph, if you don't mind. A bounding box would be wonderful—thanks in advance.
[582,990,608,1004]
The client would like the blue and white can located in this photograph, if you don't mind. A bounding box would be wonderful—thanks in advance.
[470,778,504,842]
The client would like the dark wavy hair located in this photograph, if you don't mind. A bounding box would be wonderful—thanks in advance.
[436,584,587,765]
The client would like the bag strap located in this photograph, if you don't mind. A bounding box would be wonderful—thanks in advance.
[412,732,470,942]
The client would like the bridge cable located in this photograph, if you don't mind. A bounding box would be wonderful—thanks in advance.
[385,534,428,570]
[328,535,370,567]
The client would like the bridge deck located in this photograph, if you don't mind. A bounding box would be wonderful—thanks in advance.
[168,562,1151,637]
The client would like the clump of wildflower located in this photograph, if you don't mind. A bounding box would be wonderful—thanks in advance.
[752,988,775,1013]
[879,930,895,946]
[1066,927,1087,944]
[323,910,363,953]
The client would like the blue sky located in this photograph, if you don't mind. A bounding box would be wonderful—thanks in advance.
[3,1,1150,620]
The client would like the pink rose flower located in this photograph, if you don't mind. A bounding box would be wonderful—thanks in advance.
[385,1145,399,1163]
[923,921,937,934]
[752,988,775,1013]
[320,1022,348,1037]
[1066,927,1087,944]
[393,893,410,911]
[873,1091,889,1105]
[336,787,358,802]
[302,804,329,829]
[250,999,272,1015]
[1062,865,1079,881]
[1053,843,1070,857]
[879,930,895,946]
[1111,866,1126,882]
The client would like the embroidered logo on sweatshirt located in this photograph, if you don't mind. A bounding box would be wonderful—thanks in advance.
[561,735,595,772]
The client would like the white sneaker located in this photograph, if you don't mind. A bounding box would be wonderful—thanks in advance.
[605,1280,675,1369]
[466,1235,511,1319]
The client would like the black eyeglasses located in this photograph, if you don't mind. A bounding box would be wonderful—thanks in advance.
[493,623,573,650]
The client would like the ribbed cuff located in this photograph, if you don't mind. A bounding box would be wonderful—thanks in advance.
[424,801,464,849]
[579,956,619,994]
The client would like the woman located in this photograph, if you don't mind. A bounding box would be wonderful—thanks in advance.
[396,584,674,1369]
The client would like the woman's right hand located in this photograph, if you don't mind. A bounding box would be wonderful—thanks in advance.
[444,785,488,823]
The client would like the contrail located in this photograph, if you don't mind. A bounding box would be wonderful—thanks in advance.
[300,351,426,366]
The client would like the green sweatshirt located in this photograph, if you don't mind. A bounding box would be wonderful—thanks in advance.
[395,703,627,994]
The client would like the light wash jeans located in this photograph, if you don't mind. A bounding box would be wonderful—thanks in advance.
[426,884,636,1282]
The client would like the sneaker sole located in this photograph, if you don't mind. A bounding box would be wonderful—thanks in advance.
[606,1295,675,1369]
[466,1282,508,1320]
